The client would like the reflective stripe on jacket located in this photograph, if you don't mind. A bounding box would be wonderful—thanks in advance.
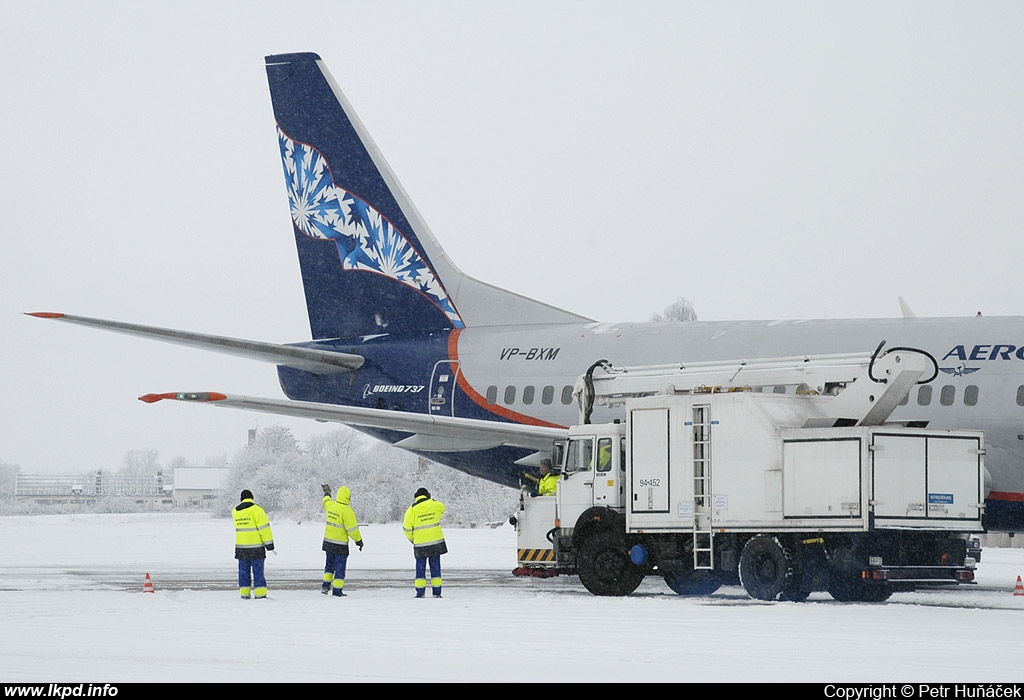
[234,499,274,560]
[403,495,447,558]
[323,486,362,554]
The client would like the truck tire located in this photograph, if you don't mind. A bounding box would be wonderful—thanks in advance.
[827,572,892,603]
[665,569,721,596]
[738,535,794,601]
[576,531,644,596]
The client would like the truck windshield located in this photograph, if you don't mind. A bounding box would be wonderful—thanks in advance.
[564,437,594,474]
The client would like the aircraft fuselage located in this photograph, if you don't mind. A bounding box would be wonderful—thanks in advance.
[279,315,1024,530]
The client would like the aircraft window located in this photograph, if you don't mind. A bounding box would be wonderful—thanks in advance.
[503,386,516,405]
[522,385,535,405]
[561,386,574,405]
[542,385,555,405]
[898,392,909,406]
[940,385,955,406]
[564,437,594,474]
[1017,386,1024,407]
[964,385,979,407]
[772,385,786,394]
[485,386,498,405]
[917,385,932,406]
[597,438,613,473]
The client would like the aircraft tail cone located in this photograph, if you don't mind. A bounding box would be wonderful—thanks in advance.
[1014,575,1024,597]
[143,572,155,594]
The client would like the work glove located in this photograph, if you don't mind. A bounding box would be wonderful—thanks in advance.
[356,540,364,551]
[321,484,331,496]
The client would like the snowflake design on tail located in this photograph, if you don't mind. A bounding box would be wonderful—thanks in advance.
[277,127,463,328]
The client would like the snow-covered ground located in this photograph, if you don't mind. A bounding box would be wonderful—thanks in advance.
[1,513,1023,683]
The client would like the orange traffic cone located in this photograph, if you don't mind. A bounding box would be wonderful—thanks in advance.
[143,572,155,594]
[1014,575,1024,597]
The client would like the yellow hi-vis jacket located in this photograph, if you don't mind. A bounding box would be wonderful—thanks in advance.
[322,486,363,555]
[403,495,448,559]
[538,473,559,496]
[233,499,275,559]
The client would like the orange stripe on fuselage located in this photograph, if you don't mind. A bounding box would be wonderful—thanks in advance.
[988,491,1024,503]
[447,328,565,429]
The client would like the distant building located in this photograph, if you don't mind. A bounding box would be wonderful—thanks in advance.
[15,470,174,509]
[14,467,230,510]
[172,467,229,509]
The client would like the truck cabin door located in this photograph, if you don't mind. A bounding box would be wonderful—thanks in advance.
[558,435,598,519]
[591,436,624,508]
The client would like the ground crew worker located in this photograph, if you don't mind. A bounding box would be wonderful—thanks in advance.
[320,483,364,597]
[402,487,447,598]
[536,460,559,497]
[523,458,558,497]
[233,489,275,599]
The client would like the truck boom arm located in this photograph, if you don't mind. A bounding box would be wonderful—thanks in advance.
[575,342,938,427]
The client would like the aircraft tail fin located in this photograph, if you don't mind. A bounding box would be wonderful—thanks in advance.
[264,52,590,340]
[898,297,916,318]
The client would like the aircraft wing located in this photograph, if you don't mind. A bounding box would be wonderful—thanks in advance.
[26,313,363,374]
[139,391,569,453]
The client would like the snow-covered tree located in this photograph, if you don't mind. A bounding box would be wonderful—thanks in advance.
[217,426,519,527]
[222,426,313,515]
[119,449,160,478]
[650,297,698,323]
[306,427,364,464]
[0,459,19,505]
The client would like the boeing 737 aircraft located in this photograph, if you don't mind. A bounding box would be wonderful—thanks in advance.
[28,52,1024,532]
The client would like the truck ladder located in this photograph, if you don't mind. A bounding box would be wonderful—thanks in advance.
[691,403,714,570]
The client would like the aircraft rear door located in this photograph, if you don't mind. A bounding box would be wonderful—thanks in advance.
[429,361,460,417]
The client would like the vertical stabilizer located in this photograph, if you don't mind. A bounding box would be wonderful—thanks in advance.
[265,53,590,340]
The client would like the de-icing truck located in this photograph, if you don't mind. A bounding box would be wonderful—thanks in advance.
[511,343,985,601]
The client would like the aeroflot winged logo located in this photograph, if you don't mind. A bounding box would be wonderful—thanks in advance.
[277,126,464,329]
[937,343,1024,377]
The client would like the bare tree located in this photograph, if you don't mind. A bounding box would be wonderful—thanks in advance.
[0,459,19,504]
[650,297,698,323]
[119,449,161,479]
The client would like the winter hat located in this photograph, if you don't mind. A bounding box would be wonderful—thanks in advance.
[240,489,254,501]
[414,487,430,501]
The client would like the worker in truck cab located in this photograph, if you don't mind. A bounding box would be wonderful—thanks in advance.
[537,460,559,496]
[597,440,612,471]
[522,458,558,496]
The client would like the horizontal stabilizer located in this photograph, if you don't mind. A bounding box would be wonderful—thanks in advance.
[25,313,363,374]
[138,391,567,453]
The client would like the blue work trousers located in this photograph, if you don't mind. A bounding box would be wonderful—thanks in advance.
[414,555,442,597]
[323,551,349,596]
[238,558,267,598]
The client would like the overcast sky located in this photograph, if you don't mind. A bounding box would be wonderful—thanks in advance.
[3,1,1024,474]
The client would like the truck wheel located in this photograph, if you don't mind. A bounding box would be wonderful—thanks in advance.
[665,569,721,596]
[576,532,644,596]
[852,585,892,602]
[779,586,812,603]
[738,535,793,601]
[828,573,892,602]
[827,571,856,602]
